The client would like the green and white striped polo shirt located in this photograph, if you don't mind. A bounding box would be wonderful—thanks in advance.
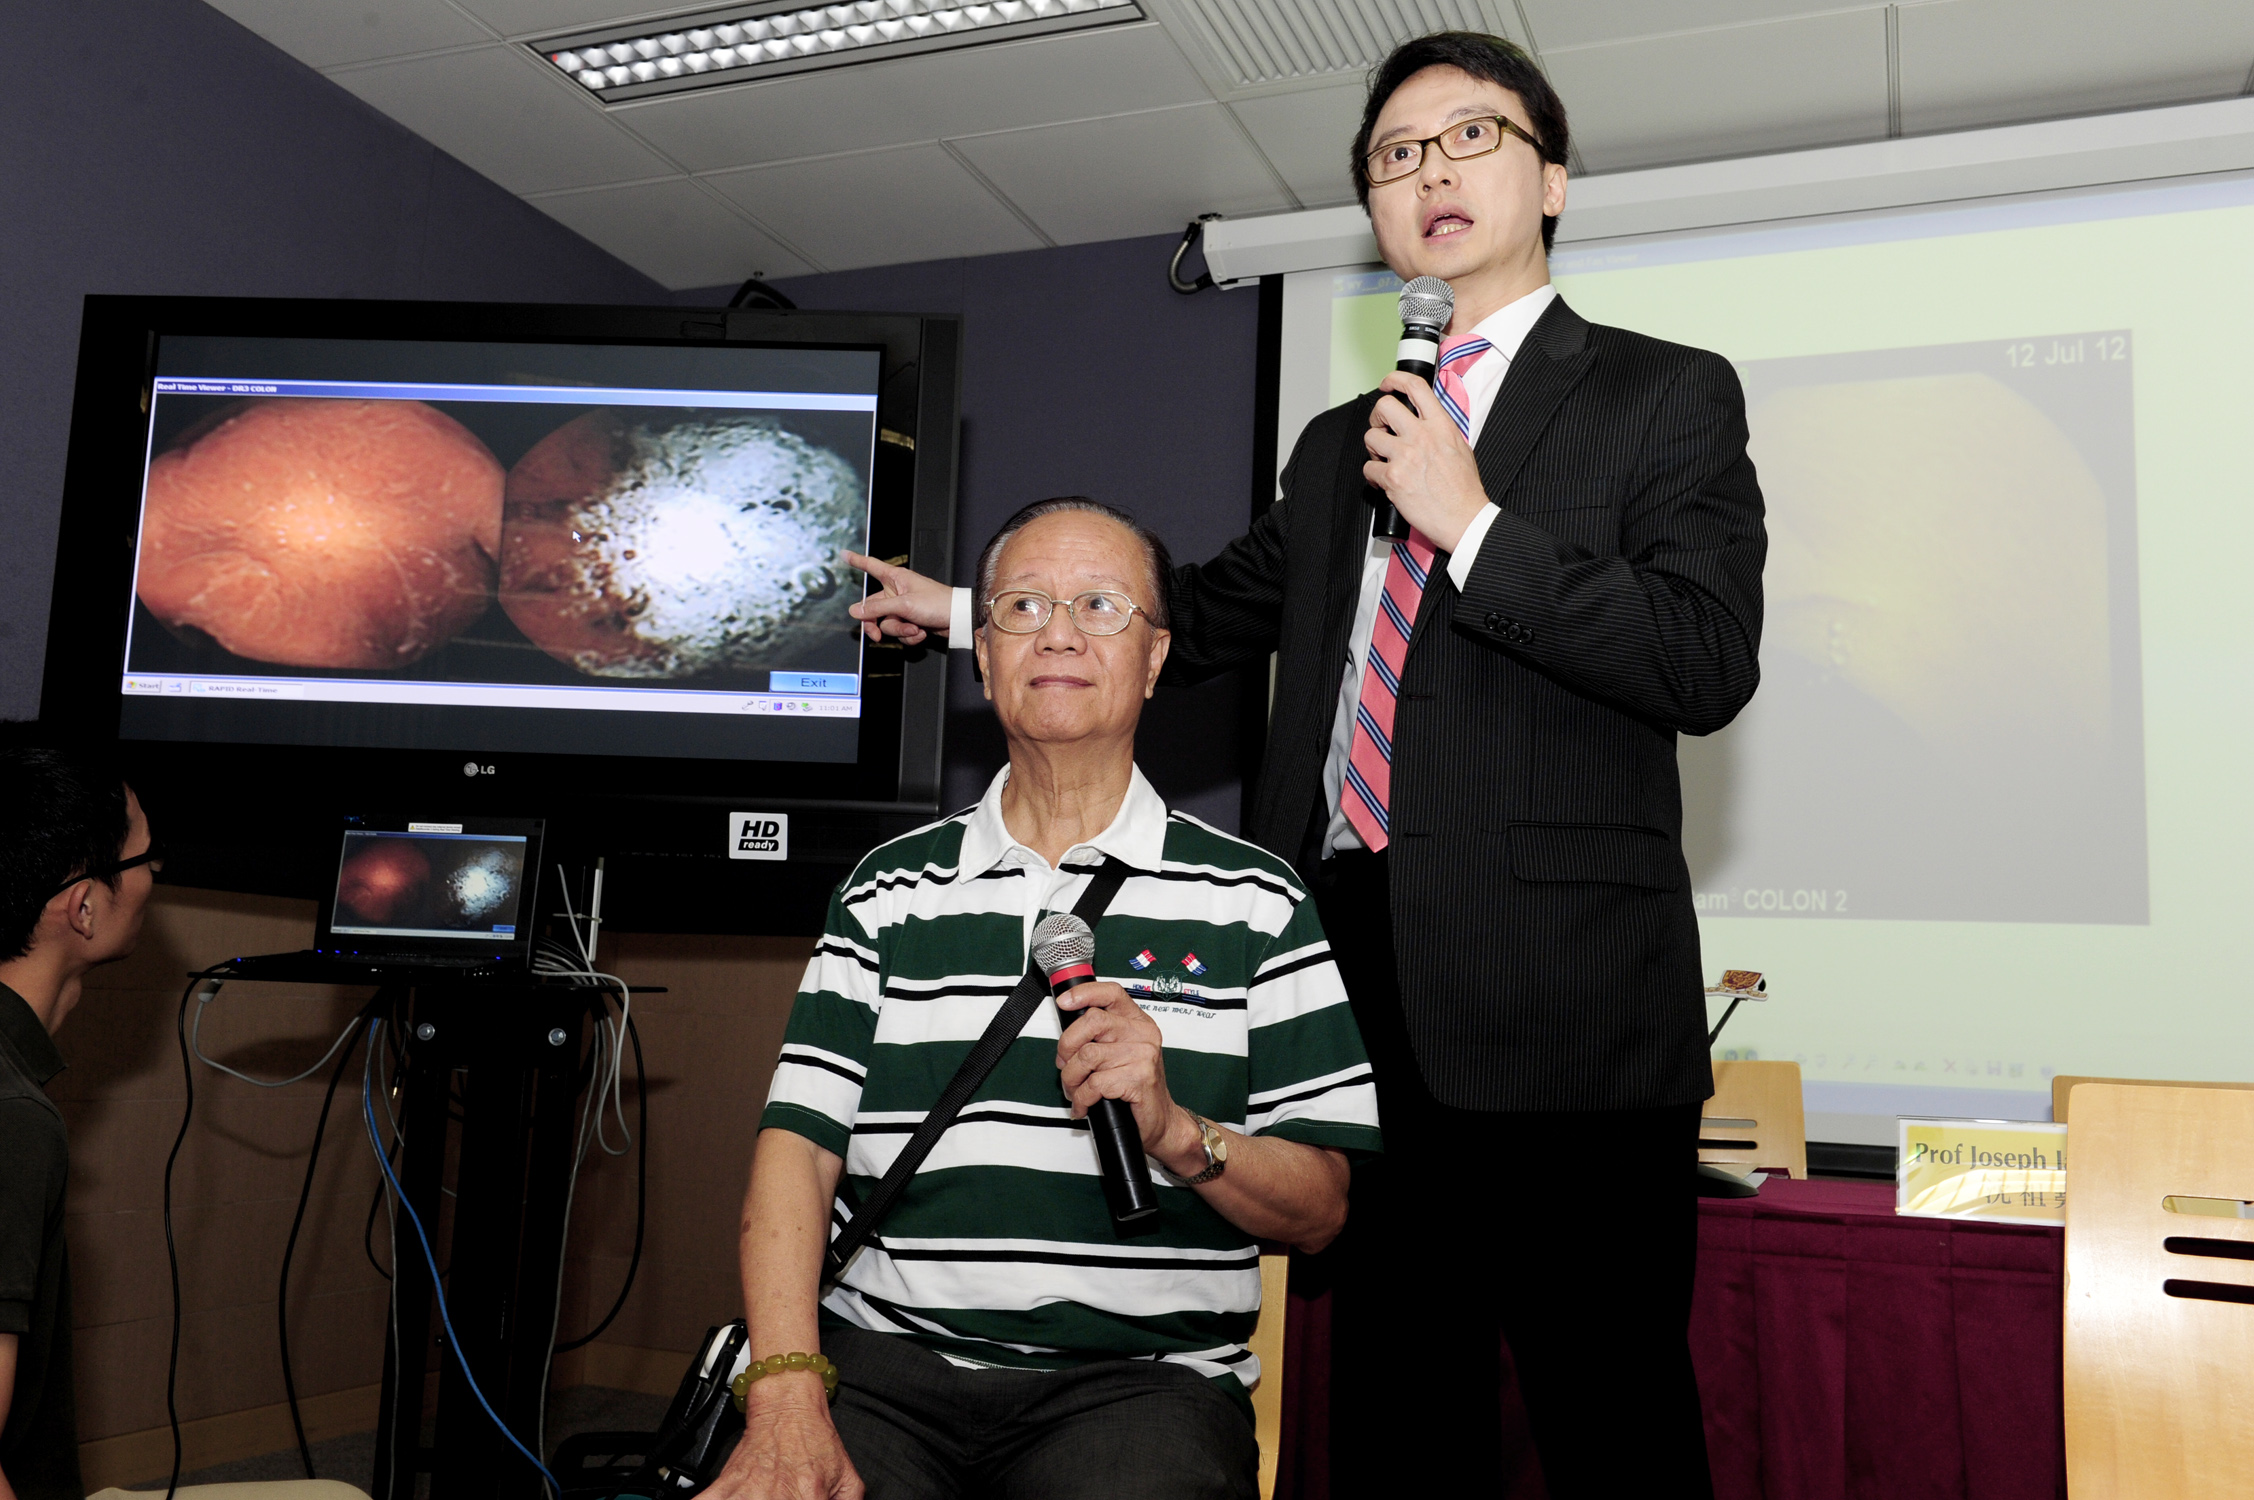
[761,764,1381,1408]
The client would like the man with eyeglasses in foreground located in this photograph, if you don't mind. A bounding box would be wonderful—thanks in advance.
[0,736,162,1500]
[706,499,1379,1500]
[845,32,1763,1496]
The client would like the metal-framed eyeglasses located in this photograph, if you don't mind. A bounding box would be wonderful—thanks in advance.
[44,837,166,903]
[984,589,1149,636]
[1363,113,1542,187]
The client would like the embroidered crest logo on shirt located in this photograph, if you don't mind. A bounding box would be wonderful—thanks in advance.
[1130,948,1155,971]
[1153,973,1185,997]
[1180,952,1207,976]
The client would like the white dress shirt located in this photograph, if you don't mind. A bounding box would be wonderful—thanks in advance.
[944,281,1558,857]
[1316,282,1556,855]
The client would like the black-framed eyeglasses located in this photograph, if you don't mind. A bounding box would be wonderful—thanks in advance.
[984,589,1148,637]
[1363,114,1542,186]
[47,838,166,902]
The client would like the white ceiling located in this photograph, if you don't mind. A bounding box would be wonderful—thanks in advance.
[203,0,2254,289]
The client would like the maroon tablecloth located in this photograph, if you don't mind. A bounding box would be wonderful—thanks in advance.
[1275,1177,2065,1500]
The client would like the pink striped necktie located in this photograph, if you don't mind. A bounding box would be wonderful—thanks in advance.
[1341,332,1491,851]
[1430,331,1493,441]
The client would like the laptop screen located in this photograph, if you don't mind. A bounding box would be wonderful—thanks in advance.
[328,824,531,945]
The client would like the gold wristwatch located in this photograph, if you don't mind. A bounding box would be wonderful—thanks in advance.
[1183,1113,1228,1185]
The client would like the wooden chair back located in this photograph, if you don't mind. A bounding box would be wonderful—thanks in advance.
[2052,1073,2254,1122]
[2063,1083,2254,1498]
[1248,1252,1289,1500]
[1699,1060,1807,1179]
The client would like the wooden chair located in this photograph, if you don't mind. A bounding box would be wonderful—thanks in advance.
[1248,1252,1289,1500]
[1699,1059,1807,1179]
[2052,1073,2254,1122]
[2063,1084,2254,1498]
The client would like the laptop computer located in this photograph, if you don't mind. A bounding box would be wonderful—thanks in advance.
[215,815,546,984]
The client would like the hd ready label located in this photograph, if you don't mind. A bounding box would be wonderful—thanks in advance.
[728,812,789,861]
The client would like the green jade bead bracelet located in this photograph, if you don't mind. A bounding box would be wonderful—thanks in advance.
[731,1350,841,1409]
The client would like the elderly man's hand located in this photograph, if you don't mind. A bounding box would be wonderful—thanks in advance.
[843,551,953,645]
[1055,982,1190,1159]
[701,1375,862,1500]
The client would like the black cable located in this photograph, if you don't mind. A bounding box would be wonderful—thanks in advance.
[361,1178,388,1280]
[361,1141,400,1281]
[161,975,204,1500]
[361,1018,561,1497]
[373,992,409,1500]
[1168,214,1225,294]
[276,1000,374,1479]
[554,1013,646,1352]
[361,1018,413,1280]
[726,276,797,311]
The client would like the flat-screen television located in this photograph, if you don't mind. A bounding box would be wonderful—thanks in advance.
[41,295,960,932]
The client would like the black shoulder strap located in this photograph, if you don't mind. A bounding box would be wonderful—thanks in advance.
[822,857,1132,1291]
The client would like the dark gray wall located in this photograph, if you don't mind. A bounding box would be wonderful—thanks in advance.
[1,0,665,717]
[5,0,1268,826]
[744,236,1267,828]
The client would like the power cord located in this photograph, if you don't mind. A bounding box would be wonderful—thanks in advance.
[530,863,650,1455]
[190,987,361,1087]
[364,997,408,1497]
[360,1139,399,1283]
[187,982,378,1479]
[539,864,635,1157]
[274,1004,374,1477]
[727,276,797,311]
[532,988,616,1462]
[160,975,207,1500]
[555,1014,645,1354]
[1168,213,1227,294]
[361,1017,561,1498]
[172,918,631,1498]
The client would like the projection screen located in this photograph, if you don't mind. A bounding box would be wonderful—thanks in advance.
[1272,168,2254,1145]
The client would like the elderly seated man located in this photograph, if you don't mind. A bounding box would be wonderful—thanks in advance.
[709,499,1380,1500]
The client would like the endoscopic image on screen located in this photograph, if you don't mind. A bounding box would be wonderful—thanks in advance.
[125,394,874,690]
[332,833,528,937]
[1679,331,2149,924]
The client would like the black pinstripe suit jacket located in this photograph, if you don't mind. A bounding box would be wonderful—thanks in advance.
[1163,294,1767,1112]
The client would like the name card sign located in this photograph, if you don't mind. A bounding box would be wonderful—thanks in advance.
[1896,1117,2068,1226]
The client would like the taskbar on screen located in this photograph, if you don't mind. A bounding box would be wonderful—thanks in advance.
[119,672,862,719]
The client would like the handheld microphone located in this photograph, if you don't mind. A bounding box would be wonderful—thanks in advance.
[1031,913,1160,1224]
[1374,275,1456,540]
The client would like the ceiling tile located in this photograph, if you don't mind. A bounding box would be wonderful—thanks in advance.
[1148,0,1516,90]
[528,178,817,288]
[950,103,1294,245]
[1520,0,1877,52]
[1897,0,2254,136]
[1229,84,1365,207]
[201,0,494,67]
[1545,9,1890,173]
[704,144,1044,270]
[609,22,1212,173]
[328,44,675,193]
[449,0,689,38]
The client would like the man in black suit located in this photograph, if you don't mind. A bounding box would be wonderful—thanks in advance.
[845,31,1762,1494]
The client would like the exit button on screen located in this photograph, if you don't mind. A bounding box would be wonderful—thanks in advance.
[769,671,857,694]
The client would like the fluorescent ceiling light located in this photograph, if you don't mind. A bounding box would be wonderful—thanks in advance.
[536,0,1142,100]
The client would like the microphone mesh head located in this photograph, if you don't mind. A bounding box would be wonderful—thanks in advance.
[1398,275,1453,332]
[1031,913,1095,972]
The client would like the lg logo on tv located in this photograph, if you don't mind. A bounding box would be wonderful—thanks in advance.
[729,812,789,861]
[461,761,497,777]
